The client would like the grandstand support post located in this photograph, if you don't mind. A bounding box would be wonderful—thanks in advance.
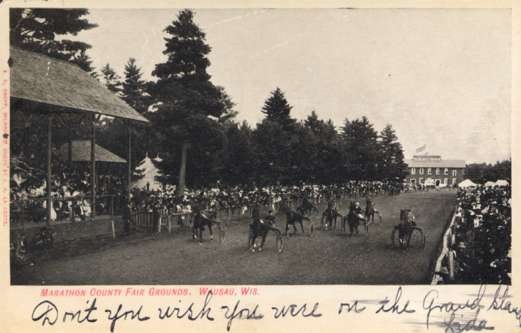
[110,196,115,240]
[91,113,96,220]
[46,114,53,226]
[127,123,132,203]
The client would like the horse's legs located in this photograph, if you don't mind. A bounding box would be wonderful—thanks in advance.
[260,231,268,250]
[208,223,214,240]
[299,220,305,233]
[192,225,197,240]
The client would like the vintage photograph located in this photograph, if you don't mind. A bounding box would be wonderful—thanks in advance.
[9,8,511,285]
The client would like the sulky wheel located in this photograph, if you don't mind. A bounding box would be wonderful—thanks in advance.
[407,227,425,249]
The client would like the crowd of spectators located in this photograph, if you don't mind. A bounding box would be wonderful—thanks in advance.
[10,155,125,224]
[435,184,511,284]
[129,180,405,218]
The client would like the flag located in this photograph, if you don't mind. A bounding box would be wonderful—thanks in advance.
[416,145,427,153]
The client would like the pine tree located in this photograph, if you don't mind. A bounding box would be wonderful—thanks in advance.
[122,58,150,114]
[304,110,321,133]
[10,8,97,73]
[341,116,380,180]
[378,124,407,180]
[151,9,234,196]
[261,87,295,129]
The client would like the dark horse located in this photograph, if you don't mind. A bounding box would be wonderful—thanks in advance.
[248,219,284,252]
[192,209,224,243]
[297,197,318,216]
[284,209,313,235]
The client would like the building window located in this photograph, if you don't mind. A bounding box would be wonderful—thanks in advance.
[419,168,424,175]
[444,178,448,185]
[435,168,440,175]
[444,168,449,175]
[452,178,457,185]
[411,167,416,175]
[419,178,424,184]
[427,168,432,175]
[452,169,457,177]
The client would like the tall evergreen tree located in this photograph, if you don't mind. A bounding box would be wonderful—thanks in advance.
[10,8,97,72]
[378,124,407,181]
[341,116,380,180]
[261,87,295,129]
[150,9,234,196]
[122,58,150,114]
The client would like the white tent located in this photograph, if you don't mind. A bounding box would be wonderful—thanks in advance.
[484,181,496,188]
[495,179,509,187]
[458,179,477,189]
[132,154,163,191]
[424,178,435,186]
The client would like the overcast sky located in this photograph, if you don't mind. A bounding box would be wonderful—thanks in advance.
[76,8,511,164]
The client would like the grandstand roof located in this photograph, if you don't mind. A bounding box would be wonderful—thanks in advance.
[10,47,148,123]
[59,140,127,163]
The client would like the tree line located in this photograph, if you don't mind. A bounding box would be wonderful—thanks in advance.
[11,8,408,193]
[465,160,511,184]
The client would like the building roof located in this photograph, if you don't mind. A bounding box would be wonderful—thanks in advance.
[405,159,466,168]
[10,47,148,123]
[59,140,127,164]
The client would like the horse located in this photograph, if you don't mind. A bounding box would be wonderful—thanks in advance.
[364,199,382,224]
[248,219,284,253]
[283,209,312,236]
[297,198,318,216]
[192,210,224,243]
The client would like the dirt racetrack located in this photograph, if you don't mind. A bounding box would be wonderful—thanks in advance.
[12,191,456,285]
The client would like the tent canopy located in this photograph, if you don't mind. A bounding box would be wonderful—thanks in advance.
[132,155,163,191]
[59,140,126,163]
[484,181,496,188]
[10,47,148,123]
[495,179,509,187]
[458,179,478,189]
